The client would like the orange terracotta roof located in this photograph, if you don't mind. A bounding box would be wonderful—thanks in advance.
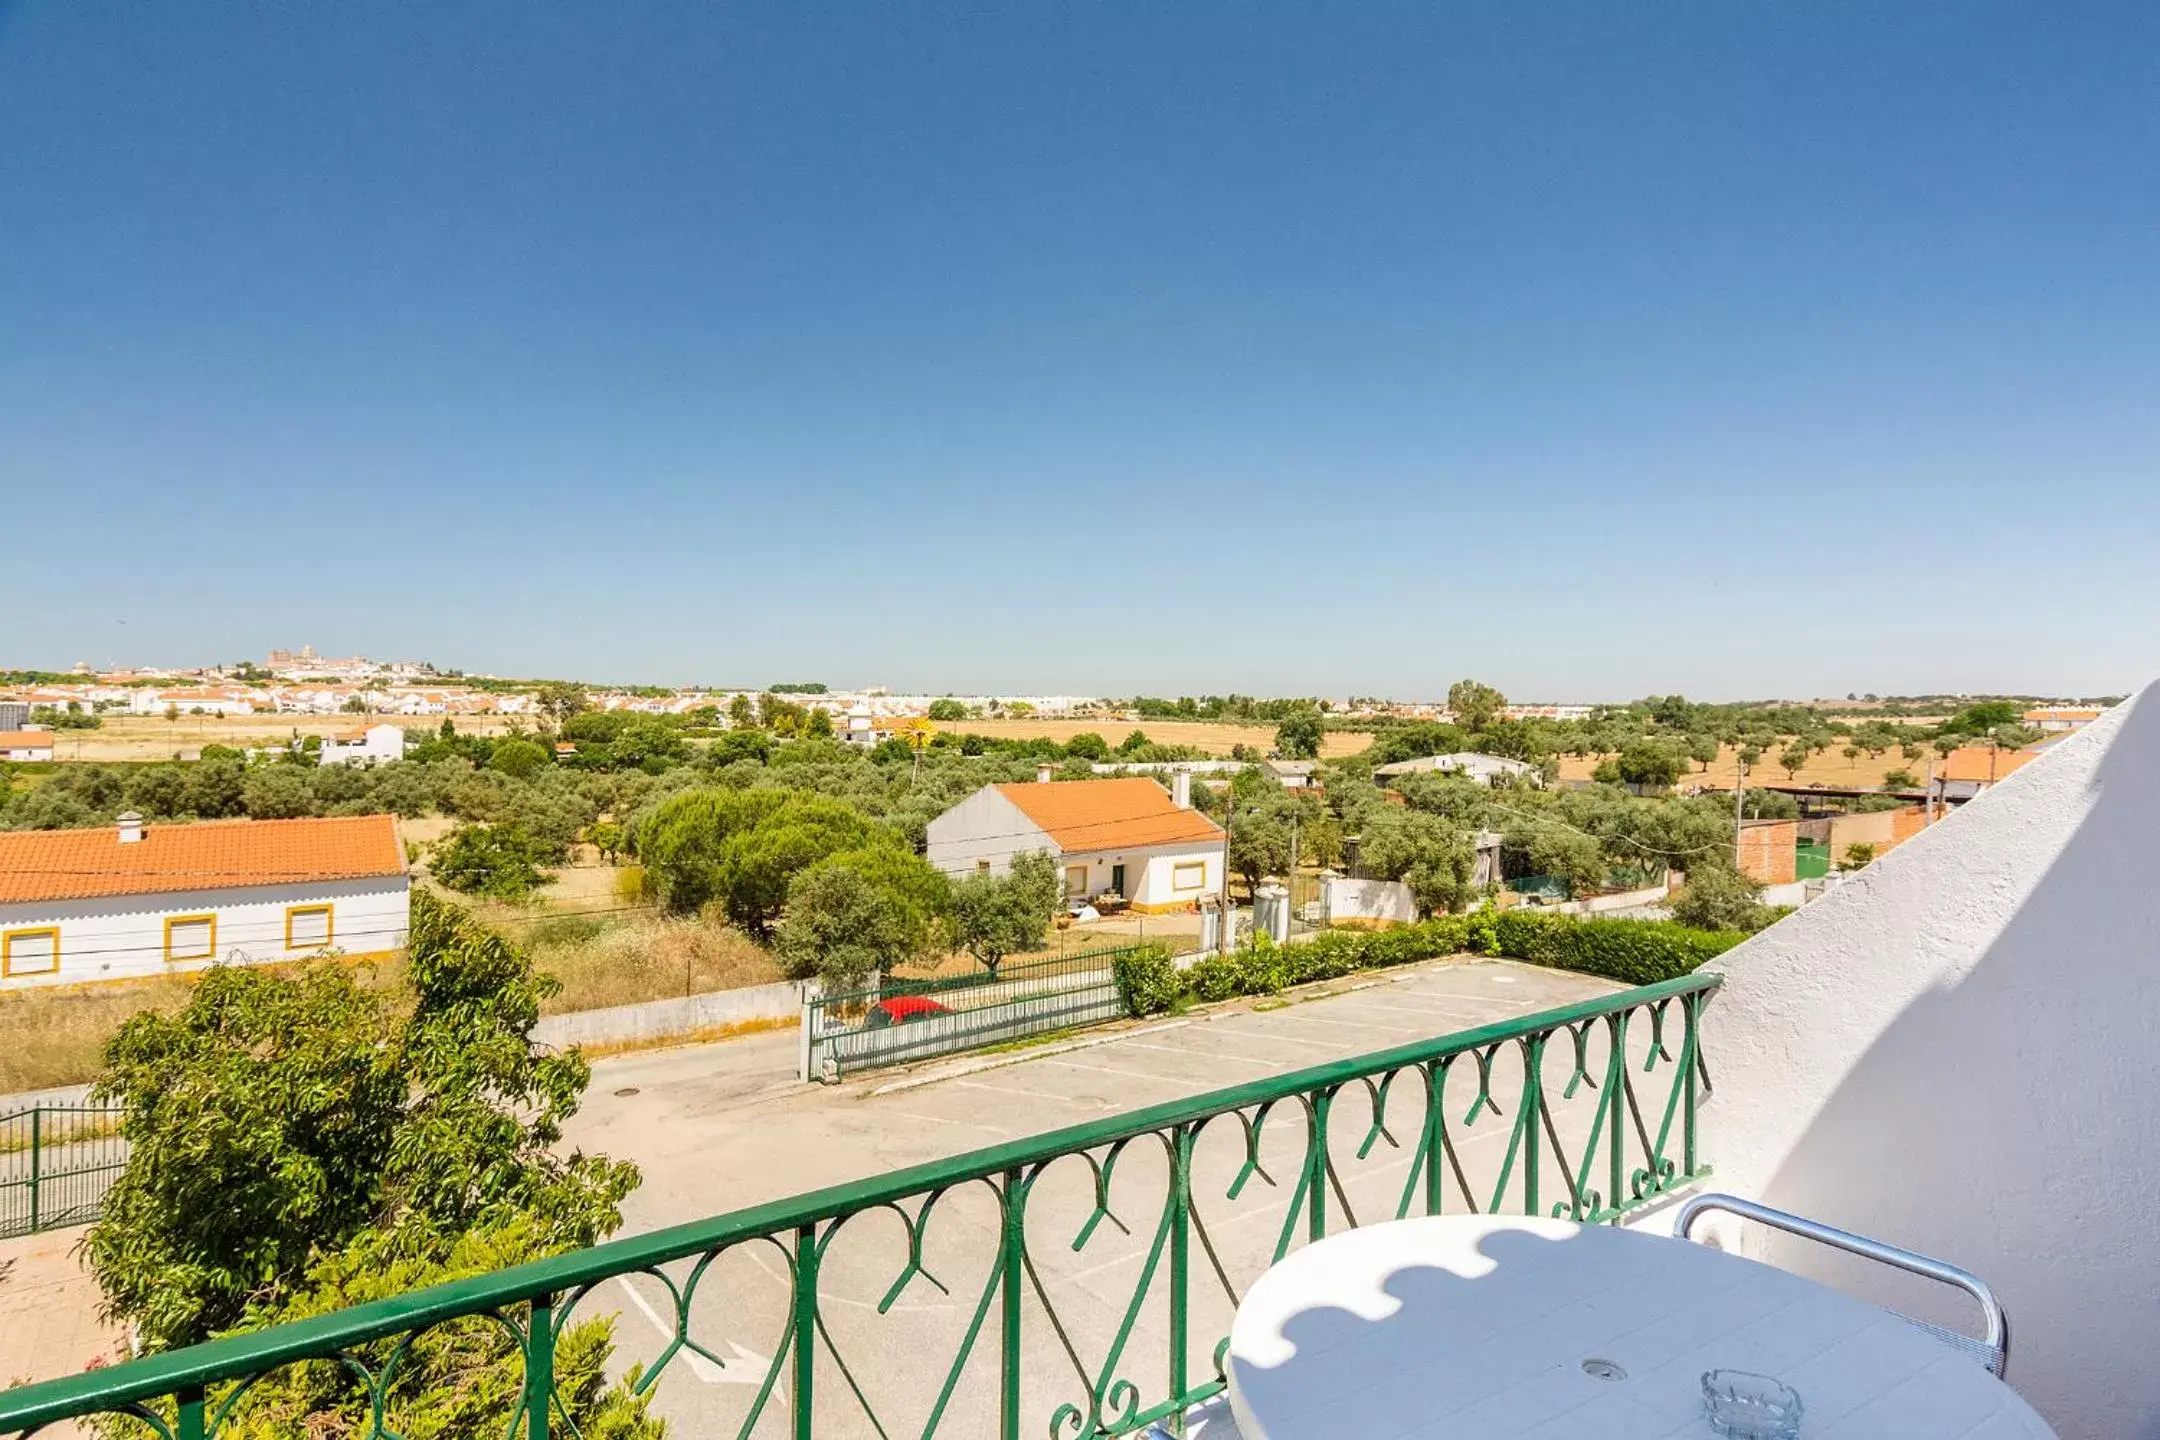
[993,778,1223,853]
[1938,746,2040,784]
[0,732,56,749]
[2022,708,2100,722]
[0,815,406,905]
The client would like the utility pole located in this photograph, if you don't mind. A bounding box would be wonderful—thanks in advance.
[1288,812,1301,924]
[1732,751,1747,871]
[1217,788,1236,955]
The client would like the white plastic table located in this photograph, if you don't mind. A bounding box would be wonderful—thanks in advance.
[1226,1215,2055,1439]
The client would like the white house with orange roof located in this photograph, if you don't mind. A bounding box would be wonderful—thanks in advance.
[0,731,57,762]
[0,814,410,989]
[318,723,408,767]
[127,686,267,717]
[925,774,1226,913]
[2023,706,2103,732]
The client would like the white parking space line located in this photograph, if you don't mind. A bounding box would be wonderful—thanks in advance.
[618,1277,726,1382]
[878,1108,1013,1137]
[1114,1041,1279,1068]
[1265,1012,1425,1037]
[1201,1027,1362,1054]
[951,1078,1099,1106]
[1035,1056,1195,1084]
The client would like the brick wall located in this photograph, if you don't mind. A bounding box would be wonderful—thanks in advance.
[1737,819,1797,885]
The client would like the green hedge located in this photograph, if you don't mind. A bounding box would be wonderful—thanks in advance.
[1111,944,1183,1018]
[1485,909,1742,987]
[1113,911,1740,1018]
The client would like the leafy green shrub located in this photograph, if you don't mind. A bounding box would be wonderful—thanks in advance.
[1185,953,1246,1003]
[1111,943,1182,1017]
[1490,909,1740,985]
[1112,910,1739,1019]
[431,824,551,899]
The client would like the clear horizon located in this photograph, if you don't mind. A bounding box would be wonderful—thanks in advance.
[4,4,2154,698]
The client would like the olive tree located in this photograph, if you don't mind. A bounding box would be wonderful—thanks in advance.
[949,850,1061,976]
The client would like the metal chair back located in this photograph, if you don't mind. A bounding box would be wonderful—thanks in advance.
[1674,1192,2010,1378]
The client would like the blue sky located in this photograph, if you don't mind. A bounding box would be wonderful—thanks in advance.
[3,3,2153,700]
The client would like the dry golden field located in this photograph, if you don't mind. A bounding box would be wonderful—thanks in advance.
[1555,742,1935,791]
[37,712,519,762]
[951,717,1374,759]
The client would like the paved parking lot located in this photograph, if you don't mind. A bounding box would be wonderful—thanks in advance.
[564,955,1623,1440]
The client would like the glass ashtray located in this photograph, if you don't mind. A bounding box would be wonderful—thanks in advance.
[1701,1369,1803,1439]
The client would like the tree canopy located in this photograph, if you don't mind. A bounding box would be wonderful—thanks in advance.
[1272,705,1325,760]
[949,850,1062,975]
[86,891,639,1356]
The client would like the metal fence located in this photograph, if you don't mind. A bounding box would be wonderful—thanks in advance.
[0,1103,128,1240]
[0,974,1719,1440]
[804,946,1134,1081]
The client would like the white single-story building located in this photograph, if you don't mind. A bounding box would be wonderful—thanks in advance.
[1372,752,1540,787]
[0,730,57,762]
[319,723,408,767]
[0,813,410,989]
[926,774,1226,914]
[1265,759,1320,788]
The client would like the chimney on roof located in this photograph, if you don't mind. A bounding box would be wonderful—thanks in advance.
[117,811,145,845]
[1036,762,1054,784]
[1171,769,1192,809]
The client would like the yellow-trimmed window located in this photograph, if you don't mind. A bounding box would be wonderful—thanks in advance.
[2,927,60,978]
[165,914,217,963]
[286,904,334,952]
[1173,861,1208,892]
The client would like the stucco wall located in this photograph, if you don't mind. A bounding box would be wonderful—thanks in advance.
[923,786,1051,876]
[532,981,800,1050]
[1321,877,1417,924]
[0,876,410,988]
[1700,685,2159,1436]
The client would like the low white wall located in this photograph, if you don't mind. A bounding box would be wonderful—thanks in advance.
[531,981,801,1050]
[1701,685,2159,1435]
[1321,877,1416,924]
[1554,882,1670,915]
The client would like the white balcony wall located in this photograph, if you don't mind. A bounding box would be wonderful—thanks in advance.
[1702,685,2158,1436]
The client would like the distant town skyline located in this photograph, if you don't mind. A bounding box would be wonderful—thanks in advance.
[0,649,2122,710]
[5,5,2154,698]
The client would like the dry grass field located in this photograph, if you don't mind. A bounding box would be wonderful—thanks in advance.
[1556,742,1937,791]
[0,974,201,1094]
[37,712,519,762]
[952,716,1374,759]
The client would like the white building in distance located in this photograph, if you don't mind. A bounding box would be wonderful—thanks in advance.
[926,774,1225,913]
[319,723,408,767]
[0,814,410,989]
[0,731,57,762]
[1371,752,1541,786]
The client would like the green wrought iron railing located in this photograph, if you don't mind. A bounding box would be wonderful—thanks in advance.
[0,1102,129,1240]
[0,972,1719,1440]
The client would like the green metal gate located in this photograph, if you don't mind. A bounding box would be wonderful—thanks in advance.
[0,1103,128,1239]
[1796,839,1832,879]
